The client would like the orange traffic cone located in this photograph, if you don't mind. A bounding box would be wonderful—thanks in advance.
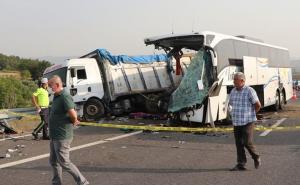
[292,89,297,100]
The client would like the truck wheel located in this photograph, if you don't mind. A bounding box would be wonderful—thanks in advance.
[145,94,160,113]
[84,98,105,121]
[271,91,280,111]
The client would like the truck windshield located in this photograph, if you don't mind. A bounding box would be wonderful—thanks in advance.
[43,67,67,86]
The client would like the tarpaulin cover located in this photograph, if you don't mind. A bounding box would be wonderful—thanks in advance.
[168,49,214,112]
[93,49,169,65]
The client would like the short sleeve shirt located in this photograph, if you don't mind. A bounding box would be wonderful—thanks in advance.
[229,86,259,126]
[49,89,75,140]
[33,88,49,107]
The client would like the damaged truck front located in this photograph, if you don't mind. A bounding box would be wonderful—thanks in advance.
[43,49,192,121]
[145,31,292,125]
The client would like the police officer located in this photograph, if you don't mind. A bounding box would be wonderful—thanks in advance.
[32,77,49,140]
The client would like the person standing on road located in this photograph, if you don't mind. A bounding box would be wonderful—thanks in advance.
[32,77,50,140]
[229,72,261,171]
[48,75,89,185]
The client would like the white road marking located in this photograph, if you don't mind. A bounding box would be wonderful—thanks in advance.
[0,131,142,169]
[259,118,286,137]
[0,134,32,142]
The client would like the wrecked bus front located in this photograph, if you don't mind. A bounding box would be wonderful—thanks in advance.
[144,33,217,118]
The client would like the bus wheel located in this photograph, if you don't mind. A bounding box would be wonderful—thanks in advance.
[84,98,105,121]
[279,91,286,110]
[271,91,280,111]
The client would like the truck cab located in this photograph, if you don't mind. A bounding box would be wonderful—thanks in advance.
[43,58,104,118]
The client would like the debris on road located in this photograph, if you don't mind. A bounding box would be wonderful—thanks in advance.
[117,117,129,122]
[1,144,27,159]
[7,148,17,153]
[5,153,11,158]
[120,128,134,133]
[129,112,167,120]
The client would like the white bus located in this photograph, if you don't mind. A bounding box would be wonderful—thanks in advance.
[145,31,292,124]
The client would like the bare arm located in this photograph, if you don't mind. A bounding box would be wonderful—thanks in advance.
[254,101,261,113]
[68,108,80,126]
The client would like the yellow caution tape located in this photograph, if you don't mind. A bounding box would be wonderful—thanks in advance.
[2,109,300,132]
[79,122,300,132]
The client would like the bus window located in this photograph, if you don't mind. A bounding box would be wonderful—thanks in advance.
[269,48,279,65]
[214,39,235,72]
[260,46,270,59]
[234,41,249,59]
[248,43,260,57]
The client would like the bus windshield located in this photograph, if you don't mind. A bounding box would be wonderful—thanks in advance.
[43,67,67,86]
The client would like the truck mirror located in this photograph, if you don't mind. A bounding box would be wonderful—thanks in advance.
[70,68,75,78]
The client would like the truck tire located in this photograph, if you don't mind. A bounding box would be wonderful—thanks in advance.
[271,91,280,111]
[84,98,105,121]
[145,94,160,113]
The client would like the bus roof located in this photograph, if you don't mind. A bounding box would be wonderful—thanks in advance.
[144,31,288,51]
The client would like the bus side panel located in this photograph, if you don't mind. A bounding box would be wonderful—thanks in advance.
[279,68,293,100]
[218,86,228,120]
[263,68,279,107]
[243,56,258,85]
[256,58,270,85]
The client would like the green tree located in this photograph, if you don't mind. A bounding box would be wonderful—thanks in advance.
[0,53,52,80]
[21,70,32,79]
[0,77,38,108]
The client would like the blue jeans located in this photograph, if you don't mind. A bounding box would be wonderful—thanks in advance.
[49,139,89,185]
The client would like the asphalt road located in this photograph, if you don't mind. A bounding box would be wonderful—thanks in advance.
[0,104,299,185]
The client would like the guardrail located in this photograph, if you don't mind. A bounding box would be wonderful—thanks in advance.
[0,107,36,120]
[8,107,36,113]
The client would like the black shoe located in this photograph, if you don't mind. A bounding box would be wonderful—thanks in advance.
[32,133,39,140]
[230,165,247,171]
[254,158,261,169]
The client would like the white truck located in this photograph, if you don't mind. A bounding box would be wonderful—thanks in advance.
[43,49,192,120]
[145,31,293,124]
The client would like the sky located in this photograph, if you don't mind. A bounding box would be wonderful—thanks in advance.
[0,0,299,62]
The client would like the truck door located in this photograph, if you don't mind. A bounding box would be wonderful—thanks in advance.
[69,66,89,102]
[69,63,104,103]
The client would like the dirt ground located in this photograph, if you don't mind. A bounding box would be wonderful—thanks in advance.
[6,115,40,134]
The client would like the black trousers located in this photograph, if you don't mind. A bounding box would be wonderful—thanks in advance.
[234,122,260,166]
[32,108,49,137]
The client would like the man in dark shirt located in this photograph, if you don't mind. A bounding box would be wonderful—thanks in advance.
[48,75,89,185]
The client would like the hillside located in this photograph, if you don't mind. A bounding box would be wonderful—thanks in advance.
[0,53,51,80]
[0,53,52,108]
[0,70,21,79]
